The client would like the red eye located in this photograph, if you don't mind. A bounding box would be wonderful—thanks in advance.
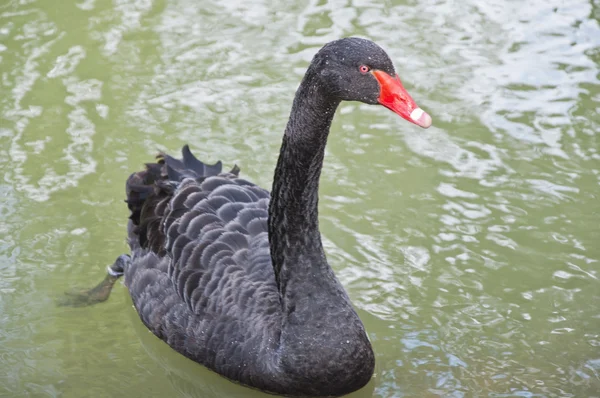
[359,65,370,74]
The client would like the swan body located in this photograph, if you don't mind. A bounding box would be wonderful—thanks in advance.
[116,38,430,396]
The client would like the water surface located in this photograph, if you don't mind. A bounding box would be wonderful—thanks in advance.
[1,0,599,396]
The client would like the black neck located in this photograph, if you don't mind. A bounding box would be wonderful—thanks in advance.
[268,70,340,297]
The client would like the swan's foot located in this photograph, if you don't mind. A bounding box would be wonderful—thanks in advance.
[58,254,130,307]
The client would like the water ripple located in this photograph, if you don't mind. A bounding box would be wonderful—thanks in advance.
[1,0,599,396]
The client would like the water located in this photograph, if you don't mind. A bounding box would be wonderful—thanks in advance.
[1,0,599,396]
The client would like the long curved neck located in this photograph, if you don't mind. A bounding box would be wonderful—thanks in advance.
[268,70,340,298]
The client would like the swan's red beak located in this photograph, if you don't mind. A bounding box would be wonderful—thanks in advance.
[373,70,432,129]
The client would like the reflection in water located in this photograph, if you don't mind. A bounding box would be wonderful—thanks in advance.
[0,0,599,396]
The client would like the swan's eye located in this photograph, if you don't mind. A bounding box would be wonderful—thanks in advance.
[359,65,370,74]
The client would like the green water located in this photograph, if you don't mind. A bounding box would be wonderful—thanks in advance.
[1,0,599,396]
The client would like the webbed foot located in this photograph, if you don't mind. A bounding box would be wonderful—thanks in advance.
[58,254,130,307]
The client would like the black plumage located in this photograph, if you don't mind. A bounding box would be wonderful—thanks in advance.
[105,37,431,397]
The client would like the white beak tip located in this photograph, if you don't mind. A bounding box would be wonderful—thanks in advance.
[410,108,432,128]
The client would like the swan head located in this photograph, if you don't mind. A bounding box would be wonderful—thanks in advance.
[312,37,432,128]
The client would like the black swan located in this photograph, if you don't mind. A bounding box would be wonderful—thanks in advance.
[67,37,431,396]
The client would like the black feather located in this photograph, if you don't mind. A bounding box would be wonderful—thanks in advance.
[120,36,395,397]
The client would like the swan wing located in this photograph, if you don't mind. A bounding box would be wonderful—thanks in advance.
[125,146,280,323]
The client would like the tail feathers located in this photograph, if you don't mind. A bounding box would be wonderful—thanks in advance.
[125,145,240,252]
[125,161,164,227]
